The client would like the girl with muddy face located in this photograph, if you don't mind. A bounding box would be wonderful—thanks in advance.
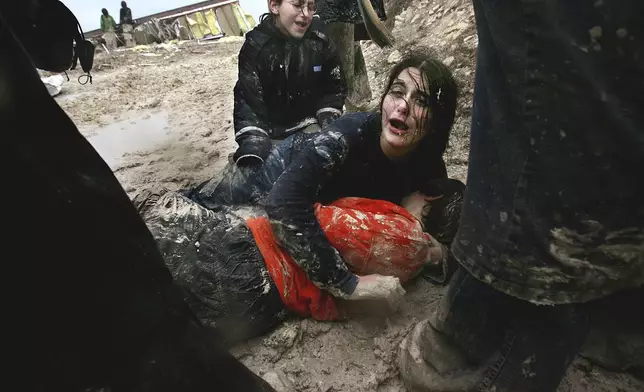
[268,0,316,39]
[379,55,457,161]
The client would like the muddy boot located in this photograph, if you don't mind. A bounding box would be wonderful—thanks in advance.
[398,319,482,392]
[399,267,590,392]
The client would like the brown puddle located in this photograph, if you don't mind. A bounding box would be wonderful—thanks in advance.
[81,110,171,169]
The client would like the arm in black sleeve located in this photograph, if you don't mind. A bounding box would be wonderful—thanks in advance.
[264,114,372,298]
[314,37,347,128]
[232,39,273,165]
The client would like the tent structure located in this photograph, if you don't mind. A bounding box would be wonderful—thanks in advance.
[151,0,255,42]
[85,0,256,45]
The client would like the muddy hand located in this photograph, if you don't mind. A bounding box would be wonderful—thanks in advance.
[427,235,446,265]
[350,274,406,311]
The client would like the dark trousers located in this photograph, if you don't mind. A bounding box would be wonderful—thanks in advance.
[399,267,590,392]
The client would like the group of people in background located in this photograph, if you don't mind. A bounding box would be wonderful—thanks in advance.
[2,0,641,391]
[100,1,134,50]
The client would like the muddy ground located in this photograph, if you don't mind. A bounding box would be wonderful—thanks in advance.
[55,0,642,391]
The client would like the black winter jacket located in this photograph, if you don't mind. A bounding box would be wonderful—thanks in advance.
[233,16,347,164]
[190,112,448,298]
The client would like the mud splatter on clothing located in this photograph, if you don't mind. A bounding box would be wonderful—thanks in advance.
[453,0,644,305]
[189,111,450,298]
[233,16,347,163]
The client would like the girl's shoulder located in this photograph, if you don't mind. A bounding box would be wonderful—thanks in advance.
[244,24,272,46]
[332,112,380,134]
[238,23,276,63]
[322,112,380,147]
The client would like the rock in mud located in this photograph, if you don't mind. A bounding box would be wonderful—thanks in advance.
[301,318,334,338]
[387,50,402,64]
[262,322,301,363]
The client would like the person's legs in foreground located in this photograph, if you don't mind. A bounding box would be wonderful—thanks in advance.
[399,267,590,392]
[4,1,274,390]
[398,1,644,391]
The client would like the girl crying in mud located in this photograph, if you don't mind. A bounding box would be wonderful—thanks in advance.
[138,54,465,345]
[137,182,464,346]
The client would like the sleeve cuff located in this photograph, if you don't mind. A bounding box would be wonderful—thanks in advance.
[234,154,265,165]
[327,273,359,299]
[316,107,342,117]
[235,126,269,139]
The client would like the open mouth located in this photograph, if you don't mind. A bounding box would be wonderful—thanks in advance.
[294,21,309,29]
[389,118,409,132]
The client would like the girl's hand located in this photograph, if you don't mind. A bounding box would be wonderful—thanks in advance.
[349,274,406,311]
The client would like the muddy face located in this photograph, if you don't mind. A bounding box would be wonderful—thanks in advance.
[380,67,431,159]
[270,0,315,39]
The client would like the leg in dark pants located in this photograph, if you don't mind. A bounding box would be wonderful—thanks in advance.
[1,18,274,388]
[399,267,590,392]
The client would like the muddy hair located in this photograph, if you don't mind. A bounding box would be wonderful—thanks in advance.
[419,179,466,245]
[379,53,458,158]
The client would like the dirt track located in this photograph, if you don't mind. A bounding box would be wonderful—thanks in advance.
[55,1,642,391]
[58,37,244,196]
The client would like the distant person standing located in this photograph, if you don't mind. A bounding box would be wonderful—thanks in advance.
[100,8,117,50]
[119,1,135,47]
[119,1,132,24]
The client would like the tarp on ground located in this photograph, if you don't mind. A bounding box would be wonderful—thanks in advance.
[232,3,251,34]
[205,9,222,36]
[186,13,208,39]
[215,5,241,37]
[134,18,176,44]
[133,1,254,44]
[176,16,193,40]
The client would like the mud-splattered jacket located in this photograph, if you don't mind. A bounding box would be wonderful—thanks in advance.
[190,111,448,298]
[232,16,347,164]
[453,0,644,305]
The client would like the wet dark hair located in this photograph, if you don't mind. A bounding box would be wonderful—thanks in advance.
[380,53,458,158]
[419,179,466,245]
[101,8,108,16]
